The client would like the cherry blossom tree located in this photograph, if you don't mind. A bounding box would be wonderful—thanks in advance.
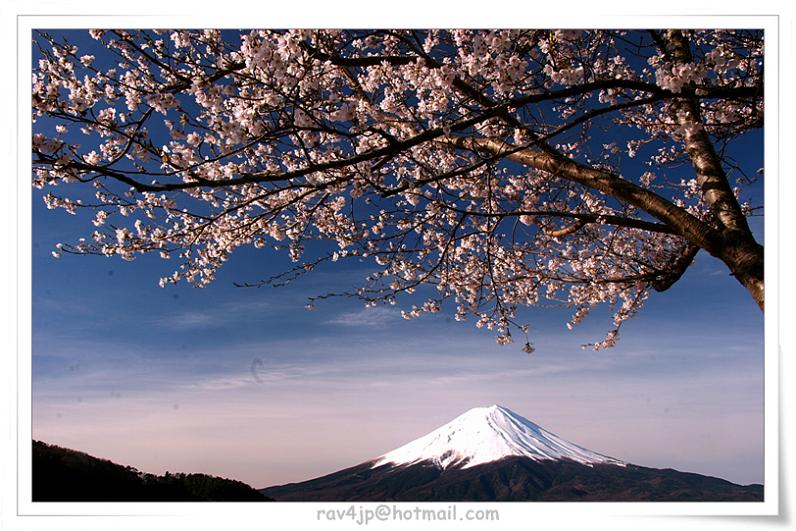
[32,29,764,350]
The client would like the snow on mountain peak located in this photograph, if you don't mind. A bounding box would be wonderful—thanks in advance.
[373,404,624,470]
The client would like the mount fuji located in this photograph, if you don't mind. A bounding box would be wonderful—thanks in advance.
[260,405,763,501]
[372,405,624,470]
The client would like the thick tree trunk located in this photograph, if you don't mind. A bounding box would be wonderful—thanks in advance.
[660,30,765,311]
[720,238,765,311]
[663,31,754,236]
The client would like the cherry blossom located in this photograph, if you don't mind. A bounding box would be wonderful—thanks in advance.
[31,29,764,349]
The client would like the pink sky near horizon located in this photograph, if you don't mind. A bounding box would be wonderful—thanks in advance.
[33,342,763,488]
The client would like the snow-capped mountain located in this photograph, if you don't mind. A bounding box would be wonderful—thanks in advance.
[260,405,763,502]
[373,404,624,470]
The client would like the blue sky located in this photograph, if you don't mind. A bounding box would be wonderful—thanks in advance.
[30,30,765,488]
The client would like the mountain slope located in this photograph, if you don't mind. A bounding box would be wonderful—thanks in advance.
[262,457,762,501]
[261,405,763,502]
[33,440,273,501]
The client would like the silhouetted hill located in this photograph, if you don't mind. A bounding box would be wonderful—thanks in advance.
[32,440,273,501]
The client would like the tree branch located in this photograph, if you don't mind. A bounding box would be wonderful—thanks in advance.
[435,205,679,234]
[447,136,723,254]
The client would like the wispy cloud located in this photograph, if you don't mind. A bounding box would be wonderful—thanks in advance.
[325,306,400,327]
[159,310,216,329]
[155,299,276,329]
